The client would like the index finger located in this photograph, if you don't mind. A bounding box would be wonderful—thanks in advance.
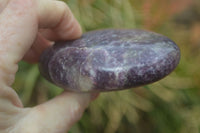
[37,0,82,40]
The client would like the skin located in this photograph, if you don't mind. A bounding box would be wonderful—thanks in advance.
[0,0,98,133]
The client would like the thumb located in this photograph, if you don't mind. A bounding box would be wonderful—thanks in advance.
[15,92,94,133]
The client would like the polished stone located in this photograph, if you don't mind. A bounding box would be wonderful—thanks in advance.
[39,29,180,92]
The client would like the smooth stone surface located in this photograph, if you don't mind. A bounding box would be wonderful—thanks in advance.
[39,29,180,92]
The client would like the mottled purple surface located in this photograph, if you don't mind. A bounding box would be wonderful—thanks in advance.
[39,29,180,92]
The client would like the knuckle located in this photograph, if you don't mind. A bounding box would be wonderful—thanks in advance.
[55,0,69,13]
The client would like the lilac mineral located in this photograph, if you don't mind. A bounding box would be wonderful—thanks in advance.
[39,29,180,92]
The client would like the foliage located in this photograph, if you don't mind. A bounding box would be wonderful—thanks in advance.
[13,0,200,132]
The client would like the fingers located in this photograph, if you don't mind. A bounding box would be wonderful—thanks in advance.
[37,0,82,40]
[0,0,82,84]
[0,0,82,107]
[0,0,38,75]
[30,92,93,133]
[0,0,38,106]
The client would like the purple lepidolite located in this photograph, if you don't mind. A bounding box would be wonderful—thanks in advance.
[39,29,180,92]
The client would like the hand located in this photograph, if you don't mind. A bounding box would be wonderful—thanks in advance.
[0,0,98,133]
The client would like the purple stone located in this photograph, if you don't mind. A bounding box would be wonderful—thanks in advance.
[39,29,180,92]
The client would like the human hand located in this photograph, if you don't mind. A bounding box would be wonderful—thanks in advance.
[0,0,98,133]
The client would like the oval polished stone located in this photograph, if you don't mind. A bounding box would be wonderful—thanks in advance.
[39,29,180,92]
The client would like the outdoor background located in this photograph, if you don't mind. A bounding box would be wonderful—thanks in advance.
[13,0,200,133]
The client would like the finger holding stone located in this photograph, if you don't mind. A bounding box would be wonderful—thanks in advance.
[19,92,93,133]
[0,0,82,85]
[37,0,82,41]
[0,0,82,106]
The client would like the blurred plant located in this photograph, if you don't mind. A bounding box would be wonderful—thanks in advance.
[133,0,194,30]
[13,0,200,133]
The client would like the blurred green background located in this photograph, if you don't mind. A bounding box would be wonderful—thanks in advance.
[13,0,200,133]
